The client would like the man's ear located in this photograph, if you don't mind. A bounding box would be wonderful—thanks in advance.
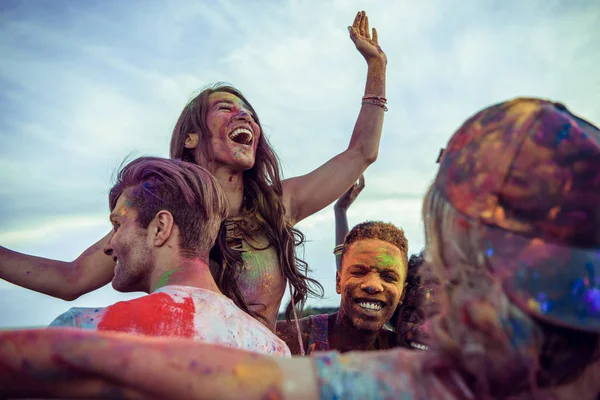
[152,210,174,247]
[185,133,199,149]
[399,281,408,304]
[335,271,342,294]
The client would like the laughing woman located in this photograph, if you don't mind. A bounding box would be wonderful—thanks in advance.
[0,11,388,332]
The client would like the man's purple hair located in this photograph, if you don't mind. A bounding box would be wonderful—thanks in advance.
[109,157,228,259]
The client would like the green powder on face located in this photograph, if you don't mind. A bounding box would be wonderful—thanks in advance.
[377,251,407,282]
[241,251,267,282]
[376,252,399,268]
[154,268,183,291]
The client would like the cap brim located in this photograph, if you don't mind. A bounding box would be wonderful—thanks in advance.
[482,225,600,333]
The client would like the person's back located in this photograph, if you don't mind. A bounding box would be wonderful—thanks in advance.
[51,285,289,356]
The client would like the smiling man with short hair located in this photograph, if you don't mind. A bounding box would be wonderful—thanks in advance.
[278,221,408,354]
[49,157,290,357]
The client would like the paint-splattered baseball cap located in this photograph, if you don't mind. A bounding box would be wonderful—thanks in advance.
[435,97,600,332]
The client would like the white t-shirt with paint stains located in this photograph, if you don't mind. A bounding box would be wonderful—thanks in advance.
[49,285,291,357]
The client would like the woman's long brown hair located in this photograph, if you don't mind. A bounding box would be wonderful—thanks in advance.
[170,83,323,320]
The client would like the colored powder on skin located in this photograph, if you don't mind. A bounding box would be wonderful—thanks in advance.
[233,362,283,398]
[240,251,279,294]
[190,361,214,375]
[117,200,132,216]
[98,292,195,337]
[377,251,407,283]
[240,253,269,300]
[50,354,84,375]
[234,363,259,380]
[555,124,570,147]
[154,268,183,291]
[237,245,285,321]
[241,252,267,283]
[377,252,400,269]
[262,273,274,291]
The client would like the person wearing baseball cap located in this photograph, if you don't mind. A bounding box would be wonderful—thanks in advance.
[1,98,599,400]
[415,97,600,398]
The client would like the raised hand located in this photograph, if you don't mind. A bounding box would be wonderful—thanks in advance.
[348,11,387,65]
[335,175,365,211]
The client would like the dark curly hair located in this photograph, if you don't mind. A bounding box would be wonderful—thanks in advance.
[341,221,409,267]
[391,251,439,349]
[390,252,424,329]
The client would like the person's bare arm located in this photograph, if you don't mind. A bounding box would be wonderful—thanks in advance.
[0,328,318,400]
[1,328,450,399]
[0,232,115,300]
[333,175,365,270]
[283,11,386,225]
[0,377,152,400]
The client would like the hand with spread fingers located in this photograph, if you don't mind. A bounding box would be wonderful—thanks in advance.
[348,11,387,65]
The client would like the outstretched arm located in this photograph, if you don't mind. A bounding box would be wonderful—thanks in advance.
[283,11,386,225]
[0,328,318,400]
[0,328,440,400]
[333,175,365,270]
[0,232,115,301]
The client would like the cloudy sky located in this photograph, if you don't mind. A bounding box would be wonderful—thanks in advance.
[1,0,599,328]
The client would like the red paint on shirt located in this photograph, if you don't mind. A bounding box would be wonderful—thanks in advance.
[98,292,195,338]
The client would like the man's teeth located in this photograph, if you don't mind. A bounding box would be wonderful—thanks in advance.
[358,301,383,311]
[229,128,253,145]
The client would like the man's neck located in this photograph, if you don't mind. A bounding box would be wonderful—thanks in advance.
[330,311,380,352]
[211,164,245,216]
[149,256,221,295]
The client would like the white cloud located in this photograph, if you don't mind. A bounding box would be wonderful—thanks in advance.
[0,215,107,247]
